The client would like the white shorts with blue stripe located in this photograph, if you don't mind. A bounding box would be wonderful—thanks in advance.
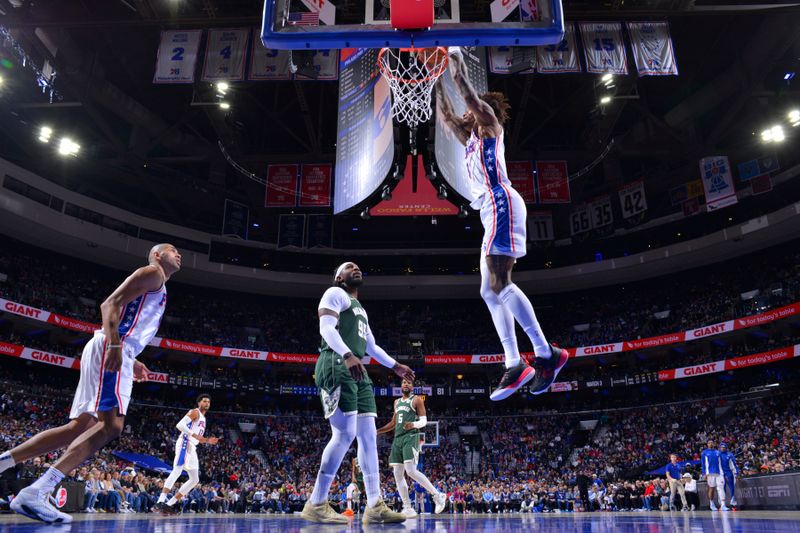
[174,437,199,471]
[70,333,135,419]
[479,185,527,259]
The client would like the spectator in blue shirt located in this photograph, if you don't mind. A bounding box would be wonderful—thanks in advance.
[719,443,738,507]
[700,439,727,511]
[665,454,688,511]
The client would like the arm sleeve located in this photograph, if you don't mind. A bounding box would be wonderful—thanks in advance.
[319,314,353,357]
[410,415,427,429]
[176,415,194,437]
[365,324,397,369]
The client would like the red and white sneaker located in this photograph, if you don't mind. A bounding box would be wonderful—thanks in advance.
[489,362,536,401]
[527,344,569,395]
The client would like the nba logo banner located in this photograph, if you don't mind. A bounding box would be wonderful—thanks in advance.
[265,165,299,207]
[699,156,738,211]
[202,28,249,82]
[299,164,332,207]
[153,30,202,84]
[626,22,678,77]
[579,22,628,75]
[536,23,581,74]
[536,161,571,204]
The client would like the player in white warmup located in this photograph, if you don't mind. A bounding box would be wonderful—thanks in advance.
[156,394,220,514]
[0,244,181,523]
[436,48,568,401]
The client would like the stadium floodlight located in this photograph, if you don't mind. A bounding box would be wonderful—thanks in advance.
[216,81,229,93]
[219,102,230,110]
[600,96,612,105]
[789,110,800,126]
[58,137,80,156]
[38,126,53,143]
[601,73,613,83]
[760,125,784,143]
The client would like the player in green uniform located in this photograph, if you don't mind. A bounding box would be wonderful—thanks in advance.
[301,262,415,525]
[378,378,447,517]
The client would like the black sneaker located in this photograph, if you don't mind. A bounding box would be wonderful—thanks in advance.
[528,344,569,395]
[156,502,180,515]
[489,362,536,401]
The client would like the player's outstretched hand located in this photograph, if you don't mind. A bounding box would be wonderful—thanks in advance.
[133,360,150,382]
[207,437,220,445]
[392,363,415,382]
[344,355,367,382]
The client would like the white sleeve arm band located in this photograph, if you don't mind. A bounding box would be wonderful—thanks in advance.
[176,416,194,437]
[365,325,397,369]
[411,416,427,429]
[319,314,353,357]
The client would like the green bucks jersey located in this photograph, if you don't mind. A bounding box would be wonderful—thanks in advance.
[394,395,419,438]
[320,295,367,359]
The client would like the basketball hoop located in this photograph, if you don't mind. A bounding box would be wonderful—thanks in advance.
[378,47,448,129]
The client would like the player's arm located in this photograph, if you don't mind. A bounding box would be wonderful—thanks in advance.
[100,265,165,372]
[365,324,415,381]
[318,287,366,381]
[447,47,500,131]
[176,409,208,444]
[435,83,470,145]
[377,411,396,436]
[404,396,428,430]
[351,458,357,482]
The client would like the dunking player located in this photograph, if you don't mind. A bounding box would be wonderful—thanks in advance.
[301,262,415,524]
[377,378,446,517]
[156,394,220,514]
[436,48,568,400]
[0,244,180,523]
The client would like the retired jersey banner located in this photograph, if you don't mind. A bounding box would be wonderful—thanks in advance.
[626,22,678,77]
[201,28,249,82]
[618,180,647,219]
[579,22,628,75]
[265,164,299,207]
[537,23,581,74]
[528,211,554,241]
[249,28,292,80]
[488,47,536,74]
[299,164,332,207]
[536,161,571,204]
[153,30,202,84]
[699,156,738,211]
[569,205,591,236]
[295,49,339,80]
[589,195,613,229]
[506,161,535,202]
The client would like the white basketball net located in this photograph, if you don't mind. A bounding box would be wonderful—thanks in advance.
[378,47,448,129]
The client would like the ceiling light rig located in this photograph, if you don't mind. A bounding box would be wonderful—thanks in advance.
[0,26,58,102]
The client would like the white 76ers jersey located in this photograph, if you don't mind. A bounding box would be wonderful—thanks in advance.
[115,285,167,356]
[465,131,512,210]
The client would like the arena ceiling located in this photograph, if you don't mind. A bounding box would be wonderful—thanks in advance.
[0,0,799,249]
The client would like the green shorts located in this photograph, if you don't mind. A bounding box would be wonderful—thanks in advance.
[315,350,376,418]
[389,433,421,465]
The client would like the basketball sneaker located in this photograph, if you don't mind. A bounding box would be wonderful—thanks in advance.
[489,362,536,401]
[362,499,406,524]
[527,344,569,395]
[401,506,418,518]
[156,502,180,515]
[10,486,73,524]
[433,492,447,514]
[301,501,349,524]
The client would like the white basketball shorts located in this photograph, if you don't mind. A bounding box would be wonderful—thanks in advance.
[174,437,199,471]
[706,474,725,489]
[70,333,135,419]
[479,185,527,259]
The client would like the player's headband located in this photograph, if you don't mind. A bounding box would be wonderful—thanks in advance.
[334,262,351,281]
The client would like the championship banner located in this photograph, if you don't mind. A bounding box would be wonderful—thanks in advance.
[589,195,613,229]
[579,22,628,75]
[201,28,249,82]
[265,164,299,207]
[249,28,292,80]
[506,161,535,202]
[569,205,591,236]
[153,30,202,84]
[527,211,554,241]
[625,22,678,77]
[295,50,339,80]
[699,156,738,211]
[299,164,332,207]
[536,23,581,74]
[535,160,571,203]
[618,180,647,219]
[488,47,536,74]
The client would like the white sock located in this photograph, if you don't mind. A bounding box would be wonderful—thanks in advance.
[480,260,521,368]
[157,493,168,503]
[0,452,15,474]
[167,496,178,506]
[310,410,357,505]
[498,284,551,359]
[347,500,352,510]
[30,466,64,493]
[355,417,381,508]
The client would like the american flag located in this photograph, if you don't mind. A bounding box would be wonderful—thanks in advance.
[288,11,320,26]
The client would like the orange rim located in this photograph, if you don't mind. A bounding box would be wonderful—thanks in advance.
[378,46,449,85]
